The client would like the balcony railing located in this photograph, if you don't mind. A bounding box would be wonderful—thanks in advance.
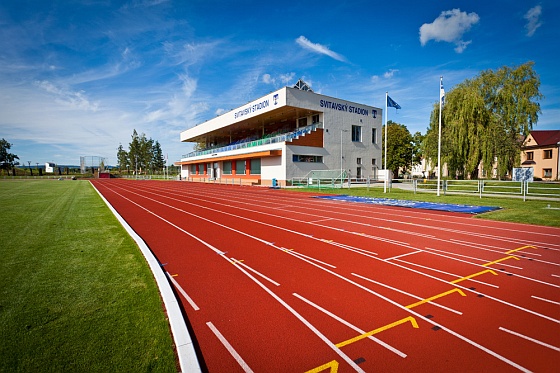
[182,122,322,159]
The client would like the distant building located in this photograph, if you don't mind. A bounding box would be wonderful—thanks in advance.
[177,81,382,186]
[45,162,56,173]
[521,130,560,180]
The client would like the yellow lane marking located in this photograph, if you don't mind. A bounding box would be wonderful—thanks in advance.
[505,245,536,254]
[171,274,178,277]
[304,360,339,373]
[450,269,498,284]
[405,288,466,309]
[282,248,293,252]
[335,316,419,348]
[230,259,244,264]
[482,255,520,267]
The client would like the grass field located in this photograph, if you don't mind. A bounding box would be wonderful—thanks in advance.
[0,180,177,372]
[298,185,560,227]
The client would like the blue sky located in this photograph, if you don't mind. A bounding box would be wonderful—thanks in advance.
[1,0,558,166]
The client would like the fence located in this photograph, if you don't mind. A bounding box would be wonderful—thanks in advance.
[392,179,560,201]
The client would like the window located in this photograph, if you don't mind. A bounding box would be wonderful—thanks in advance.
[543,149,552,159]
[372,158,376,166]
[223,161,232,174]
[351,125,362,142]
[543,169,552,178]
[357,158,362,165]
[526,152,534,161]
[312,114,320,123]
[298,117,308,127]
[250,159,261,175]
[190,164,196,173]
[292,155,323,163]
[235,160,246,175]
[371,128,377,144]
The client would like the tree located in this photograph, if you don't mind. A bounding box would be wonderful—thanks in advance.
[152,141,165,172]
[122,130,165,175]
[425,61,542,179]
[117,143,129,172]
[382,121,413,178]
[0,138,20,174]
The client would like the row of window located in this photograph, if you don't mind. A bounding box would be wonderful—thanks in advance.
[351,125,378,144]
[292,155,378,166]
[526,150,553,160]
[189,159,261,175]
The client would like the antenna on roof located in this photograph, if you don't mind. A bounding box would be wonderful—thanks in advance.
[293,79,313,92]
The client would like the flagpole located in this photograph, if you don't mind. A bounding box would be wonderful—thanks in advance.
[437,76,443,196]
[384,91,388,193]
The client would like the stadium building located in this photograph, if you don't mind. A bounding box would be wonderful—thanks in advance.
[177,80,383,187]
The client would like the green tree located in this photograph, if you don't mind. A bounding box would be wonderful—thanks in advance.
[425,61,542,179]
[0,138,20,174]
[117,143,129,173]
[382,121,413,178]
[152,141,165,172]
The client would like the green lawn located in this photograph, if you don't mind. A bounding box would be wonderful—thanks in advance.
[297,185,560,227]
[0,180,177,372]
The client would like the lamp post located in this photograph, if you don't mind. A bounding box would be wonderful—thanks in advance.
[340,129,348,185]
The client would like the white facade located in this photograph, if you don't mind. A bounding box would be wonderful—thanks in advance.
[178,86,382,186]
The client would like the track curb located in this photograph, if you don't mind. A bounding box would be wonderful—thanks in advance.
[91,182,202,373]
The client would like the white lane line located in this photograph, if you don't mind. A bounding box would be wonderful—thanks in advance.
[293,293,407,358]
[207,322,254,373]
[105,185,364,372]
[230,258,281,286]
[425,246,523,270]
[309,217,335,224]
[352,273,463,315]
[499,327,560,352]
[110,182,559,324]
[552,274,560,278]
[166,272,200,311]
[384,250,423,261]
[288,250,337,268]
[423,247,560,289]
[531,295,560,306]
[395,258,500,289]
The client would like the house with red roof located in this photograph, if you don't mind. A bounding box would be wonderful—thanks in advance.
[521,130,560,180]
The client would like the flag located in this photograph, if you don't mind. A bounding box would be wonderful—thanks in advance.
[440,77,445,106]
[387,95,401,109]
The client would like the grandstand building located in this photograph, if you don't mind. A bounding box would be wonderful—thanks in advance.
[177,81,383,186]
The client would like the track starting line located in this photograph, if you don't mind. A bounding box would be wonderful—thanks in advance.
[314,195,500,214]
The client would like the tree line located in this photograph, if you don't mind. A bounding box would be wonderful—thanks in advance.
[117,130,165,174]
[383,61,542,179]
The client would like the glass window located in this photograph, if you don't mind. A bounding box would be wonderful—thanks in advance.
[250,159,261,175]
[235,160,246,175]
[372,158,376,166]
[223,161,232,174]
[298,117,308,127]
[526,151,534,160]
[312,114,320,123]
[352,125,361,142]
[543,168,552,178]
[543,150,552,159]
[372,128,377,144]
[357,158,362,164]
[292,155,323,163]
[190,164,196,173]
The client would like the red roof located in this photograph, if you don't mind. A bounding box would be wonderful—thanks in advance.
[529,130,560,146]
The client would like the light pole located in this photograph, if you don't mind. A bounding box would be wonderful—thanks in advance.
[340,129,348,185]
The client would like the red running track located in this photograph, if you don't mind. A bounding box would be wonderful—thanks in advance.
[91,179,560,372]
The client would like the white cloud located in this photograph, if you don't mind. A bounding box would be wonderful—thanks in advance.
[383,69,399,79]
[262,72,295,86]
[35,80,100,111]
[419,9,480,53]
[524,5,542,37]
[295,36,347,62]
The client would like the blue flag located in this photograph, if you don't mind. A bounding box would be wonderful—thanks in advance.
[440,78,445,106]
[387,95,401,109]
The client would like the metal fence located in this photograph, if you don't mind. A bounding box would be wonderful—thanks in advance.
[391,179,560,201]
